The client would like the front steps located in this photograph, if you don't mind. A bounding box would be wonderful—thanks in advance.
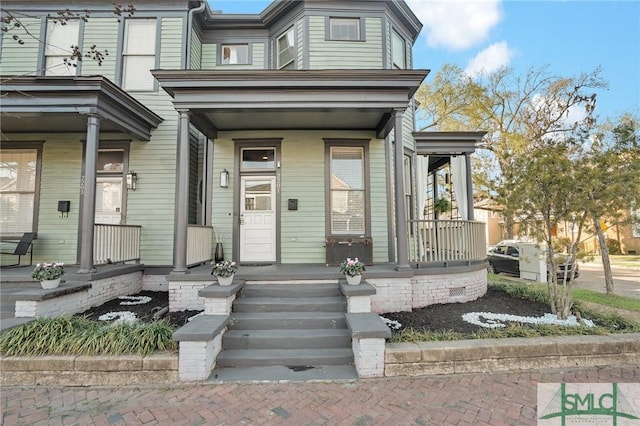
[210,283,358,382]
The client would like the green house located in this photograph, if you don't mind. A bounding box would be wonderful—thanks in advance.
[1,0,487,313]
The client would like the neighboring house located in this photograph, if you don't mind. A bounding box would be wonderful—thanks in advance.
[1,0,487,310]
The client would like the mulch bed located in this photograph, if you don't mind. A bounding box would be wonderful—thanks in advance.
[77,287,553,333]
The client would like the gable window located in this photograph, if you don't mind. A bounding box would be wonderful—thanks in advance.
[0,146,41,235]
[391,30,405,69]
[44,20,80,76]
[329,146,366,235]
[329,18,361,41]
[222,44,249,65]
[122,19,156,91]
[277,27,295,69]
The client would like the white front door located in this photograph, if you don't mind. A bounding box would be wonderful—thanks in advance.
[240,176,276,262]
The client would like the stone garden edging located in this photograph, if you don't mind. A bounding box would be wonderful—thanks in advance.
[0,353,178,386]
[2,333,639,385]
[385,333,640,376]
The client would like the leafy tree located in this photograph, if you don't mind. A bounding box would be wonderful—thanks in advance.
[416,65,607,238]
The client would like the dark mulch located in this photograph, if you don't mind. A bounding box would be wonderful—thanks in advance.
[77,291,201,329]
[382,287,551,335]
[77,287,553,333]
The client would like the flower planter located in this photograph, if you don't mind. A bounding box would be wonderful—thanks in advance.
[40,278,61,289]
[216,275,234,286]
[345,274,362,285]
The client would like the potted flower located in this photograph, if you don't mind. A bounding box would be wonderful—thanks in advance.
[32,262,64,289]
[211,260,238,286]
[339,257,365,285]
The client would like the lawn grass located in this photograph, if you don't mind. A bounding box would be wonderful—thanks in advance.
[488,273,640,313]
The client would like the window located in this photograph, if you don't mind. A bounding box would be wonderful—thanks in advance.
[44,20,80,76]
[391,30,405,69]
[329,18,360,41]
[241,148,276,171]
[95,149,125,224]
[221,44,249,65]
[277,27,295,69]
[122,19,156,91]
[0,147,40,235]
[330,147,365,235]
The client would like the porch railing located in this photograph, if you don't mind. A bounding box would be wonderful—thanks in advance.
[408,220,487,264]
[187,225,213,266]
[94,224,142,265]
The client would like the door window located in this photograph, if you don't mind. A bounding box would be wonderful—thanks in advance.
[244,180,272,211]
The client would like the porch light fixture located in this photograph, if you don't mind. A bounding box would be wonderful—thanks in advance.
[126,171,137,190]
[220,169,229,188]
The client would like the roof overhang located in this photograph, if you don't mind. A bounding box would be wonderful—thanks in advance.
[0,76,163,141]
[153,69,429,139]
[413,131,487,172]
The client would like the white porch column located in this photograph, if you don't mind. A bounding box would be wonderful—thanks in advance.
[393,108,410,270]
[173,109,191,273]
[78,114,101,274]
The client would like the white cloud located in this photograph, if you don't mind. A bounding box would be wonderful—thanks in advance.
[407,0,502,50]
[464,41,513,76]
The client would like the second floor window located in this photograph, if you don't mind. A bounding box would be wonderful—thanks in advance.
[222,44,249,65]
[330,18,360,41]
[391,30,405,69]
[0,147,40,235]
[44,20,79,76]
[122,19,156,91]
[277,27,295,69]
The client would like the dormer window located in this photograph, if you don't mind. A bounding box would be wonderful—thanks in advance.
[329,18,361,41]
[277,27,295,69]
[222,44,249,65]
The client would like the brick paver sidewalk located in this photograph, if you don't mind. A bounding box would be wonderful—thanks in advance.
[2,364,639,425]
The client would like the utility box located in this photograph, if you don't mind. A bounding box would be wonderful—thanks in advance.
[518,242,547,282]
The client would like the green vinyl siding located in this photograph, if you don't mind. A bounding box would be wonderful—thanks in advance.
[126,90,180,265]
[202,44,216,68]
[280,135,325,262]
[211,138,235,257]
[308,16,382,69]
[160,18,183,69]
[36,139,83,265]
[403,105,414,149]
[368,137,389,262]
[190,29,202,70]
[0,18,41,74]
[296,18,305,69]
[81,18,119,79]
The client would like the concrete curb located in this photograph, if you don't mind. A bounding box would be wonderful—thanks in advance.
[385,333,640,377]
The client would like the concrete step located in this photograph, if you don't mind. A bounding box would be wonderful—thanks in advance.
[241,283,341,298]
[209,365,358,383]
[232,296,346,313]
[223,329,352,350]
[216,348,354,367]
[229,312,347,330]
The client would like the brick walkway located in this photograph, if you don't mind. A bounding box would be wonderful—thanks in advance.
[2,364,639,425]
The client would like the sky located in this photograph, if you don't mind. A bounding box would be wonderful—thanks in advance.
[210,0,639,122]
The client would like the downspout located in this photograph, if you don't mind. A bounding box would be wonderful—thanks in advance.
[185,0,206,70]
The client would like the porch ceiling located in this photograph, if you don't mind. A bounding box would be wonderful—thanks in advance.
[0,76,163,141]
[152,69,430,139]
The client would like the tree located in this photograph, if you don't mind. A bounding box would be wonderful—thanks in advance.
[1,2,135,70]
[578,113,640,294]
[416,65,607,239]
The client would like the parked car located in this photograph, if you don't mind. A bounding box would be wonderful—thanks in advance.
[487,242,579,281]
